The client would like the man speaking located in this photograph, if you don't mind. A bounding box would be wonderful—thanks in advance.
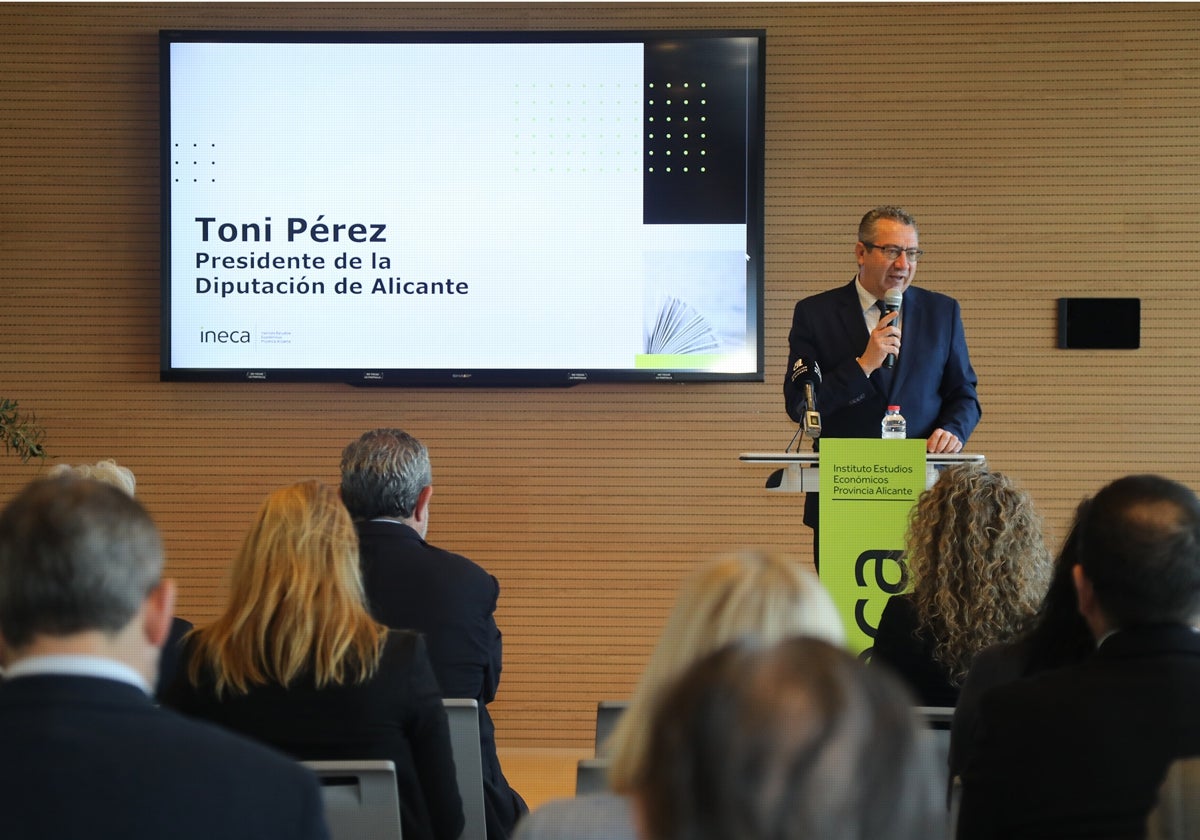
[783,206,981,563]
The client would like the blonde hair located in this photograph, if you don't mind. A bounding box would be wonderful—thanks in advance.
[186,480,388,697]
[46,460,136,497]
[605,549,845,792]
[905,463,1051,685]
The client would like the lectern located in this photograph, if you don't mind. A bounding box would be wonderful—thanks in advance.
[741,446,985,655]
[739,450,985,492]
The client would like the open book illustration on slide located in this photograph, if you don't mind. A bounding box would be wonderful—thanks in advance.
[642,248,748,363]
[645,296,720,355]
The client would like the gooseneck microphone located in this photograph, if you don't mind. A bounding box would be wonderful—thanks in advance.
[789,358,823,439]
[881,288,903,369]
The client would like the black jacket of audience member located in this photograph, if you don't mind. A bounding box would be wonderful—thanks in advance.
[957,623,1200,840]
[165,630,464,840]
[949,510,1097,784]
[356,518,528,839]
[872,593,960,708]
[1,673,329,840]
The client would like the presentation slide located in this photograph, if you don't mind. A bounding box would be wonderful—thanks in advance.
[162,35,762,381]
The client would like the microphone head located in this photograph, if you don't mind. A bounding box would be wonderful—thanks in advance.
[790,357,822,385]
[883,288,904,310]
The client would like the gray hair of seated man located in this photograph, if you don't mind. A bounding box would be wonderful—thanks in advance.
[339,428,432,520]
[637,636,947,840]
[0,476,163,649]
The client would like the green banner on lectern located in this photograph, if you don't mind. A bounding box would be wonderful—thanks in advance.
[819,438,927,655]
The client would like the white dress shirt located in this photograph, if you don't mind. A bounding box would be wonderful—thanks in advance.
[4,654,152,695]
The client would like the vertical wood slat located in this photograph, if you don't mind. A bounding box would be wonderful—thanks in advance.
[2,3,1199,747]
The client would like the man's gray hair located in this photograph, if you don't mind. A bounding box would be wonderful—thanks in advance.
[0,476,164,648]
[340,429,433,520]
[638,637,946,840]
[858,206,919,242]
[46,459,136,497]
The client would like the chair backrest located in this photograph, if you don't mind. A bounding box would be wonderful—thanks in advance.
[302,760,402,840]
[576,758,611,796]
[443,698,487,840]
[915,706,954,729]
[595,700,629,755]
[905,731,953,840]
[914,706,953,787]
[948,774,962,838]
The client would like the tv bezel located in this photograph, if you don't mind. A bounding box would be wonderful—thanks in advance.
[159,28,766,387]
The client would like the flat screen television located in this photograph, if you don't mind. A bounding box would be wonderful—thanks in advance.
[160,29,766,385]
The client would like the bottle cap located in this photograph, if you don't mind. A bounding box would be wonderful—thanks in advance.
[888,405,900,411]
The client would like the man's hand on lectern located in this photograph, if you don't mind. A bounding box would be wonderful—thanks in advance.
[926,428,963,454]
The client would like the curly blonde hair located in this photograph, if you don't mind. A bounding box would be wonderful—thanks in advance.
[904,463,1051,685]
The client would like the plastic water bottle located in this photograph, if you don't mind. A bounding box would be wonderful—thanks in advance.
[882,405,906,439]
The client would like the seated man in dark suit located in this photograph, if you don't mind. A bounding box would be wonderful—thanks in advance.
[957,474,1200,840]
[0,476,329,840]
[341,428,528,839]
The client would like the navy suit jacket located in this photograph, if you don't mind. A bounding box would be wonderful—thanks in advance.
[356,519,527,839]
[164,630,464,840]
[0,674,328,840]
[784,278,981,525]
[957,624,1200,840]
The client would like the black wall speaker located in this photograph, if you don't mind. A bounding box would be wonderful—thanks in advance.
[1057,297,1140,349]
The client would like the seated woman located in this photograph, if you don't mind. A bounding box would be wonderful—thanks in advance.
[871,463,1051,707]
[514,549,846,840]
[948,499,1097,782]
[163,480,463,840]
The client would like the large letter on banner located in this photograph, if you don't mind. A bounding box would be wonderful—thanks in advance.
[818,438,926,656]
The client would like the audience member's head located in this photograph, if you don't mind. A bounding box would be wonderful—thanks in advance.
[0,476,174,685]
[41,459,193,696]
[904,462,1051,684]
[43,459,194,695]
[1020,499,1098,674]
[46,459,136,496]
[1074,474,1200,636]
[185,479,387,697]
[606,549,845,792]
[636,637,946,840]
[340,428,433,527]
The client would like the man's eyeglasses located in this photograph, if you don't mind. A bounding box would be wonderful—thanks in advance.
[861,242,924,263]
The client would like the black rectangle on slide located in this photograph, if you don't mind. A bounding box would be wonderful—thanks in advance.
[643,37,761,225]
[1057,297,1141,349]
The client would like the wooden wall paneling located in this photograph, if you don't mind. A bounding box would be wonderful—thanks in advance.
[2,3,1199,747]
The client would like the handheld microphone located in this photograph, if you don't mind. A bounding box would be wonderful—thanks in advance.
[789,358,823,439]
[881,288,903,369]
